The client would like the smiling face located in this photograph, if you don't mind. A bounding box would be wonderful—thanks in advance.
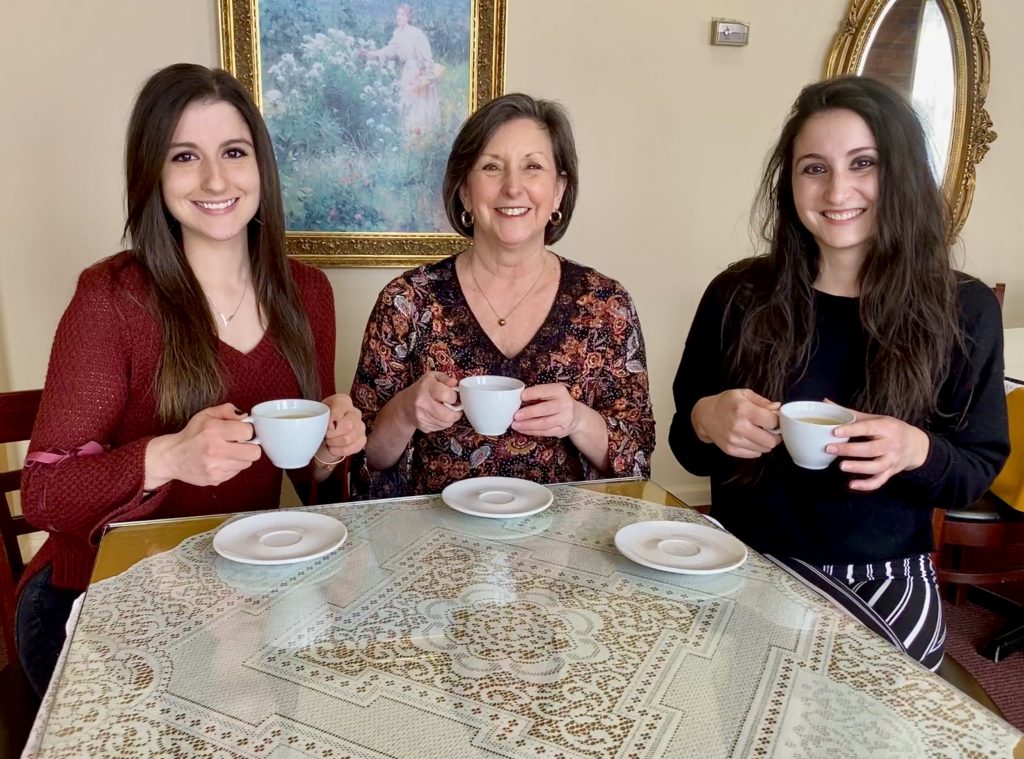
[160,99,261,255]
[791,108,879,266]
[459,118,566,255]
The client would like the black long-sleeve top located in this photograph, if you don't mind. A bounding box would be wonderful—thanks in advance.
[669,262,1009,564]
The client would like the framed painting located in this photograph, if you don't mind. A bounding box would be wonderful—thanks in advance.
[219,0,506,267]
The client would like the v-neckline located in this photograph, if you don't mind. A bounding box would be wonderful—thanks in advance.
[219,330,270,358]
[452,255,565,362]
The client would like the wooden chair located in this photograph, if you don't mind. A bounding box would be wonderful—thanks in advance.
[0,388,43,660]
[933,494,1024,661]
[932,494,1024,599]
[992,282,1006,308]
[0,654,39,758]
[0,389,43,757]
[932,282,1024,659]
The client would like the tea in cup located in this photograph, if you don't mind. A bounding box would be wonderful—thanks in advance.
[243,399,330,469]
[778,401,855,470]
[445,375,525,436]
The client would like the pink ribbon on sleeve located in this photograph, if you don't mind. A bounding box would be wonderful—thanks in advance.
[25,440,105,467]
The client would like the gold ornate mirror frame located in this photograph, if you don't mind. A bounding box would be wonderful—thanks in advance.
[825,0,995,236]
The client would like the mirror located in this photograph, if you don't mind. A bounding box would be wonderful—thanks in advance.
[826,0,995,236]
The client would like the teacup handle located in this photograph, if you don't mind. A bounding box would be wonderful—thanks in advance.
[443,389,462,412]
[239,415,261,445]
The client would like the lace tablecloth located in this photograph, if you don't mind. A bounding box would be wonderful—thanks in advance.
[28,486,1023,758]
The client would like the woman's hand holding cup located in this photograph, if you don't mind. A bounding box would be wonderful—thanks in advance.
[826,409,930,491]
[511,382,581,438]
[510,382,615,472]
[692,389,782,459]
[399,371,462,433]
[144,402,261,490]
[318,393,366,463]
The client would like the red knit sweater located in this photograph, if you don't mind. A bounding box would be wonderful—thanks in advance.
[21,252,337,592]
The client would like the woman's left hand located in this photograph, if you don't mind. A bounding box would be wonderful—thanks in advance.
[319,393,367,463]
[513,383,611,473]
[511,383,583,438]
[827,410,930,491]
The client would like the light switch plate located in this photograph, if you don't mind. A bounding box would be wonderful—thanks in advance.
[711,18,750,46]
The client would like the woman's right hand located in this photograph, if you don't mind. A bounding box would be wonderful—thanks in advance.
[395,371,462,433]
[363,372,462,472]
[144,403,262,490]
[691,389,782,459]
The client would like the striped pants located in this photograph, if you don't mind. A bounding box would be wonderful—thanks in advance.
[770,553,946,671]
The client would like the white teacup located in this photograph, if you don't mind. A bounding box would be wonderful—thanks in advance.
[243,399,330,469]
[445,375,525,436]
[778,401,856,470]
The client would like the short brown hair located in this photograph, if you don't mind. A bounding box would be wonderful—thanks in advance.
[442,93,579,245]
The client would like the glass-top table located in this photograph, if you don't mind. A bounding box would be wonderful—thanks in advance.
[26,480,1024,758]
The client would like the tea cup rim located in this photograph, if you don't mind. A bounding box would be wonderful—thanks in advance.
[458,375,525,391]
[779,401,855,425]
[250,398,330,419]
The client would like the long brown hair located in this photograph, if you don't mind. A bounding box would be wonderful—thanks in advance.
[124,63,319,426]
[733,76,959,425]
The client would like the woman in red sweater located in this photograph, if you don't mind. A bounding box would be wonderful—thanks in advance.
[16,64,366,695]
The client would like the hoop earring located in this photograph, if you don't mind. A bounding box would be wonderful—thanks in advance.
[460,210,474,228]
[549,210,564,226]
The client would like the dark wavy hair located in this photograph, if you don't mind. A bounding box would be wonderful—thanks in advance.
[123,63,319,426]
[442,93,579,245]
[732,75,959,425]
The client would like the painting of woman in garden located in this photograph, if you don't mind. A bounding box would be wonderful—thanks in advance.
[257,0,471,233]
[360,4,442,146]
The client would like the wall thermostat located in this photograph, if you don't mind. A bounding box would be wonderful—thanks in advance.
[711,18,750,47]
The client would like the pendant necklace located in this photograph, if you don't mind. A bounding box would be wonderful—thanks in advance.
[206,279,249,329]
[468,251,546,327]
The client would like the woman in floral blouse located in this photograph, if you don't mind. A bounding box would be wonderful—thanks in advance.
[351,93,655,497]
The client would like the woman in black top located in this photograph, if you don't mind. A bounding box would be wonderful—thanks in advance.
[669,76,1008,670]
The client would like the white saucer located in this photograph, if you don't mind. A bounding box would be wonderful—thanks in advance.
[441,477,553,519]
[213,512,348,565]
[614,521,747,575]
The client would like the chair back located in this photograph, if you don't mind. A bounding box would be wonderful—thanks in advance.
[993,282,1006,309]
[932,282,1024,608]
[989,387,1024,511]
[0,389,43,658]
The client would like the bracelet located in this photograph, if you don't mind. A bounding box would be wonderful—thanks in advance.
[313,453,346,471]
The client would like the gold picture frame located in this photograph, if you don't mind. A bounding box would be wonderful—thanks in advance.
[825,0,995,238]
[219,0,507,267]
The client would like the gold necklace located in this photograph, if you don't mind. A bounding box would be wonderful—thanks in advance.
[468,251,546,327]
[206,279,249,329]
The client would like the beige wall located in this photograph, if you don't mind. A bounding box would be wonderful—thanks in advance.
[1,0,1020,503]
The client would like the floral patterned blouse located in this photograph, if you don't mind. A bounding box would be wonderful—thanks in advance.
[350,254,655,497]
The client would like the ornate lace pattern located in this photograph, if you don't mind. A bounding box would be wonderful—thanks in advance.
[32,487,1020,758]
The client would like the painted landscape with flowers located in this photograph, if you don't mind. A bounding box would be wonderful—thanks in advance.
[259,0,471,234]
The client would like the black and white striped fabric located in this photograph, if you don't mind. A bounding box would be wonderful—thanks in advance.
[769,553,945,671]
